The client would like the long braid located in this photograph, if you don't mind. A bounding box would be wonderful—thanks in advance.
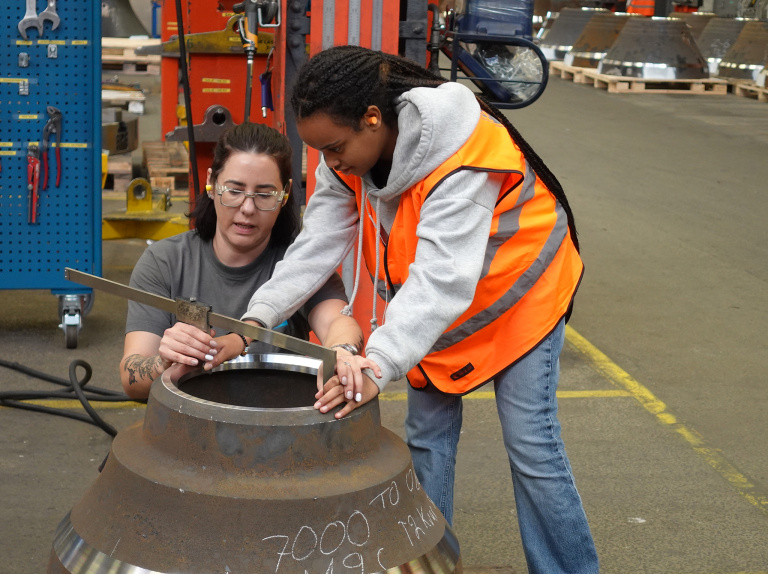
[476,95,580,252]
[291,46,579,251]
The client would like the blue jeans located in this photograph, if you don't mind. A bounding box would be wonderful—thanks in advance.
[405,319,599,573]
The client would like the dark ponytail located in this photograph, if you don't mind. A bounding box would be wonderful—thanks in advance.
[291,45,579,250]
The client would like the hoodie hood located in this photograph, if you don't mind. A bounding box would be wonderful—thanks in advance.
[367,82,481,200]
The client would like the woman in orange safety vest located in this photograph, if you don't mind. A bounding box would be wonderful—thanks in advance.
[237,46,599,573]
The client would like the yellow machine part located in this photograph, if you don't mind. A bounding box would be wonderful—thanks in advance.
[102,178,189,241]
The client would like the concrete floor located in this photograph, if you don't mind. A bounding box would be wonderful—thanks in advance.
[2,71,768,573]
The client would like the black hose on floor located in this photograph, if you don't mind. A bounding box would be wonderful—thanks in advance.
[0,358,144,437]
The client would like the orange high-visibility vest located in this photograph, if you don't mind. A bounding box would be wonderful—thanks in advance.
[334,112,584,394]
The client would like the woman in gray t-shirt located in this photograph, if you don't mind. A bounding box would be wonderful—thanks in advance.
[120,122,363,399]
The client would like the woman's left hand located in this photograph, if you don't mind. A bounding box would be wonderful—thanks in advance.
[202,333,248,370]
[314,366,381,419]
[327,353,380,404]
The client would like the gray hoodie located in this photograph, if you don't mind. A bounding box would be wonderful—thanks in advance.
[243,82,506,391]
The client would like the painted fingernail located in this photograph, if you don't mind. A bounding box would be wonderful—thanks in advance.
[205,354,214,361]
[355,393,362,402]
[192,359,199,365]
[314,401,321,408]
[341,376,348,385]
[209,341,218,347]
[346,391,353,400]
[209,348,218,355]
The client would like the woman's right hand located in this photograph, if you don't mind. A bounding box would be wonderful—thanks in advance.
[157,323,218,369]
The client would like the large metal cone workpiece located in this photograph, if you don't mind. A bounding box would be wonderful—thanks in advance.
[46,355,461,573]
[696,17,750,75]
[668,11,717,40]
[564,12,640,68]
[540,7,610,60]
[597,17,709,79]
[717,20,768,82]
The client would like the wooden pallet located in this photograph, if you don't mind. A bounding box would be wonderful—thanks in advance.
[580,69,728,95]
[731,81,768,103]
[142,141,189,196]
[549,61,593,84]
[102,61,161,74]
[102,89,146,115]
[104,153,133,193]
[102,37,161,75]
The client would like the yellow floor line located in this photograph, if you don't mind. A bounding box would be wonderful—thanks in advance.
[565,325,768,518]
[379,389,630,401]
[7,389,628,410]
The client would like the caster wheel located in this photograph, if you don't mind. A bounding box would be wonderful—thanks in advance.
[65,324,78,349]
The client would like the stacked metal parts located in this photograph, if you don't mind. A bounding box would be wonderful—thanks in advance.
[563,12,639,68]
[597,17,708,79]
[541,0,768,86]
[539,7,609,59]
[716,20,768,81]
[46,356,462,573]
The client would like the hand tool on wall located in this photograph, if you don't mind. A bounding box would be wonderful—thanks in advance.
[18,0,43,40]
[42,106,62,190]
[259,48,274,118]
[39,0,60,32]
[27,144,41,224]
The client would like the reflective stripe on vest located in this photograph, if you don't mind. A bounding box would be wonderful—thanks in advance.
[335,112,583,394]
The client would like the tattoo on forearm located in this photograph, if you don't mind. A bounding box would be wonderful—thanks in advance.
[355,336,364,354]
[124,354,164,386]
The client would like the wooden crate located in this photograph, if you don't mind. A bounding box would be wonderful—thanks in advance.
[104,152,133,193]
[143,141,189,196]
[102,37,162,75]
[151,176,176,196]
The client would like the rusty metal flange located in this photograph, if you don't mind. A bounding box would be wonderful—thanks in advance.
[47,355,461,573]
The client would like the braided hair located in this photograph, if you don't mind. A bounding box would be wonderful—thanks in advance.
[291,45,579,251]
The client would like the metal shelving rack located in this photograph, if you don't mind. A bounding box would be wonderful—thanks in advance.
[0,0,102,348]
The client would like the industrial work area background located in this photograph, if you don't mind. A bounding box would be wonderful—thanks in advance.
[1,0,768,572]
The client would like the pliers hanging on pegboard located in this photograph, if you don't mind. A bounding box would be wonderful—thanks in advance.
[42,106,62,190]
[27,144,41,224]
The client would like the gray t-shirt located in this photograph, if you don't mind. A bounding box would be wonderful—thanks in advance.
[126,231,347,354]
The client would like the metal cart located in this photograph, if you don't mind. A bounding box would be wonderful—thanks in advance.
[0,0,102,348]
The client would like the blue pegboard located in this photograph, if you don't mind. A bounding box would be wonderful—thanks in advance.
[0,0,102,292]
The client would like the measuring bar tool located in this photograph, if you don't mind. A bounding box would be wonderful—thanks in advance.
[64,268,336,382]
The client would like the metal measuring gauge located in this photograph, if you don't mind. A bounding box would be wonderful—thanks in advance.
[64,268,337,382]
